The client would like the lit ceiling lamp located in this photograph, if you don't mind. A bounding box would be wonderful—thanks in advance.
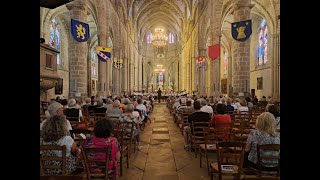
[151,28,168,47]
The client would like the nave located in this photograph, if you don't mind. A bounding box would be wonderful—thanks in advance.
[119,102,210,180]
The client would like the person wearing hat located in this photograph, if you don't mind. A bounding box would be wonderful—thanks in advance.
[40,102,72,132]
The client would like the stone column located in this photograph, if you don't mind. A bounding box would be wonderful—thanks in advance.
[273,18,280,101]
[123,50,128,93]
[227,44,233,97]
[112,49,120,95]
[134,49,139,91]
[138,55,142,90]
[208,31,220,97]
[232,0,254,97]
[66,0,88,99]
[95,0,110,97]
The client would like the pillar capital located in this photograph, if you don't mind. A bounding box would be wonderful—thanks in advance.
[66,0,86,11]
[232,3,254,14]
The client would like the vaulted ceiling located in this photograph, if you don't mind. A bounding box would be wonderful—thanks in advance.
[129,0,191,43]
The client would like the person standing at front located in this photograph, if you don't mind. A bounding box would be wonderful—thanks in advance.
[157,88,162,103]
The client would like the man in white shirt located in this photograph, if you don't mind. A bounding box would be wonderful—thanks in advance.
[200,99,213,115]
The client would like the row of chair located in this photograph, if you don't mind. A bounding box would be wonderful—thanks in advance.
[166,101,280,180]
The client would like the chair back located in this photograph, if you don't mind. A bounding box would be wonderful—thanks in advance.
[82,146,115,180]
[216,141,246,179]
[64,109,80,118]
[40,145,67,175]
[257,144,280,177]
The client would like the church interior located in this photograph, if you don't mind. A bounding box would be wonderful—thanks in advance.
[40,0,280,179]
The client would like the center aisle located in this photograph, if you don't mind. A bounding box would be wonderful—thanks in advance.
[119,102,210,180]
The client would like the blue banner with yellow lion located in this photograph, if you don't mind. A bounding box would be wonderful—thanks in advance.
[71,19,90,42]
[231,19,252,42]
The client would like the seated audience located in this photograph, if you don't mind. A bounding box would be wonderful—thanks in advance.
[40,114,80,174]
[82,118,121,177]
[64,99,84,121]
[106,100,123,121]
[119,104,142,150]
[200,99,213,115]
[40,102,72,133]
[245,112,280,169]
[237,99,249,114]
[226,99,235,113]
[94,98,107,114]
[183,100,211,149]
[211,103,231,129]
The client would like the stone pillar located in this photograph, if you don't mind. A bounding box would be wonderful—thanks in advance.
[138,55,142,90]
[209,32,220,97]
[66,0,88,99]
[112,49,119,95]
[273,18,280,101]
[232,0,254,97]
[228,45,233,97]
[95,0,110,97]
[134,49,139,91]
[123,50,128,93]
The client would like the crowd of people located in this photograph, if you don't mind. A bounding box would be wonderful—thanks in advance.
[40,93,155,176]
[167,94,280,171]
[40,93,279,177]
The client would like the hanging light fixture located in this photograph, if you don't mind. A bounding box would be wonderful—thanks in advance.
[151,28,168,47]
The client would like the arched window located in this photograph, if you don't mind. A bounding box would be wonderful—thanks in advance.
[168,33,175,43]
[224,50,228,75]
[258,19,268,65]
[49,17,61,65]
[146,33,152,44]
[91,50,98,77]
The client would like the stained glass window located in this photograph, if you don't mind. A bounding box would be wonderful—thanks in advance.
[169,33,175,43]
[258,19,268,65]
[49,18,61,65]
[224,50,228,75]
[91,50,98,77]
[147,33,152,44]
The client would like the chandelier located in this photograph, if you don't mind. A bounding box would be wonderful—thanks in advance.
[151,28,168,47]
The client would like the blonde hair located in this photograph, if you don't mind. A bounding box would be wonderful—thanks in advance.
[256,112,277,136]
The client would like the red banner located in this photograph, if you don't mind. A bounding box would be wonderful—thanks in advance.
[208,44,220,60]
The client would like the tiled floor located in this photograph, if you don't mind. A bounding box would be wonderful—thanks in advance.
[118,102,212,180]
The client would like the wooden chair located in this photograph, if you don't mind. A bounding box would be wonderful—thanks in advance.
[256,144,280,177]
[40,145,67,175]
[121,121,136,154]
[112,121,129,177]
[199,127,225,175]
[210,141,246,180]
[82,146,116,180]
[190,121,210,157]
[179,113,191,135]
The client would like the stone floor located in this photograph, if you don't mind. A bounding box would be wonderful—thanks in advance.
[118,102,214,180]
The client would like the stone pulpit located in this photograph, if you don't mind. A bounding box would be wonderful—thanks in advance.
[40,43,60,102]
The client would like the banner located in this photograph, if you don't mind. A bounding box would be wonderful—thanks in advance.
[196,56,206,67]
[208,44,220,60]
[113,58,123,70]
[96,46,111,62]
[231,19,252,42]
[71,19,90,42]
